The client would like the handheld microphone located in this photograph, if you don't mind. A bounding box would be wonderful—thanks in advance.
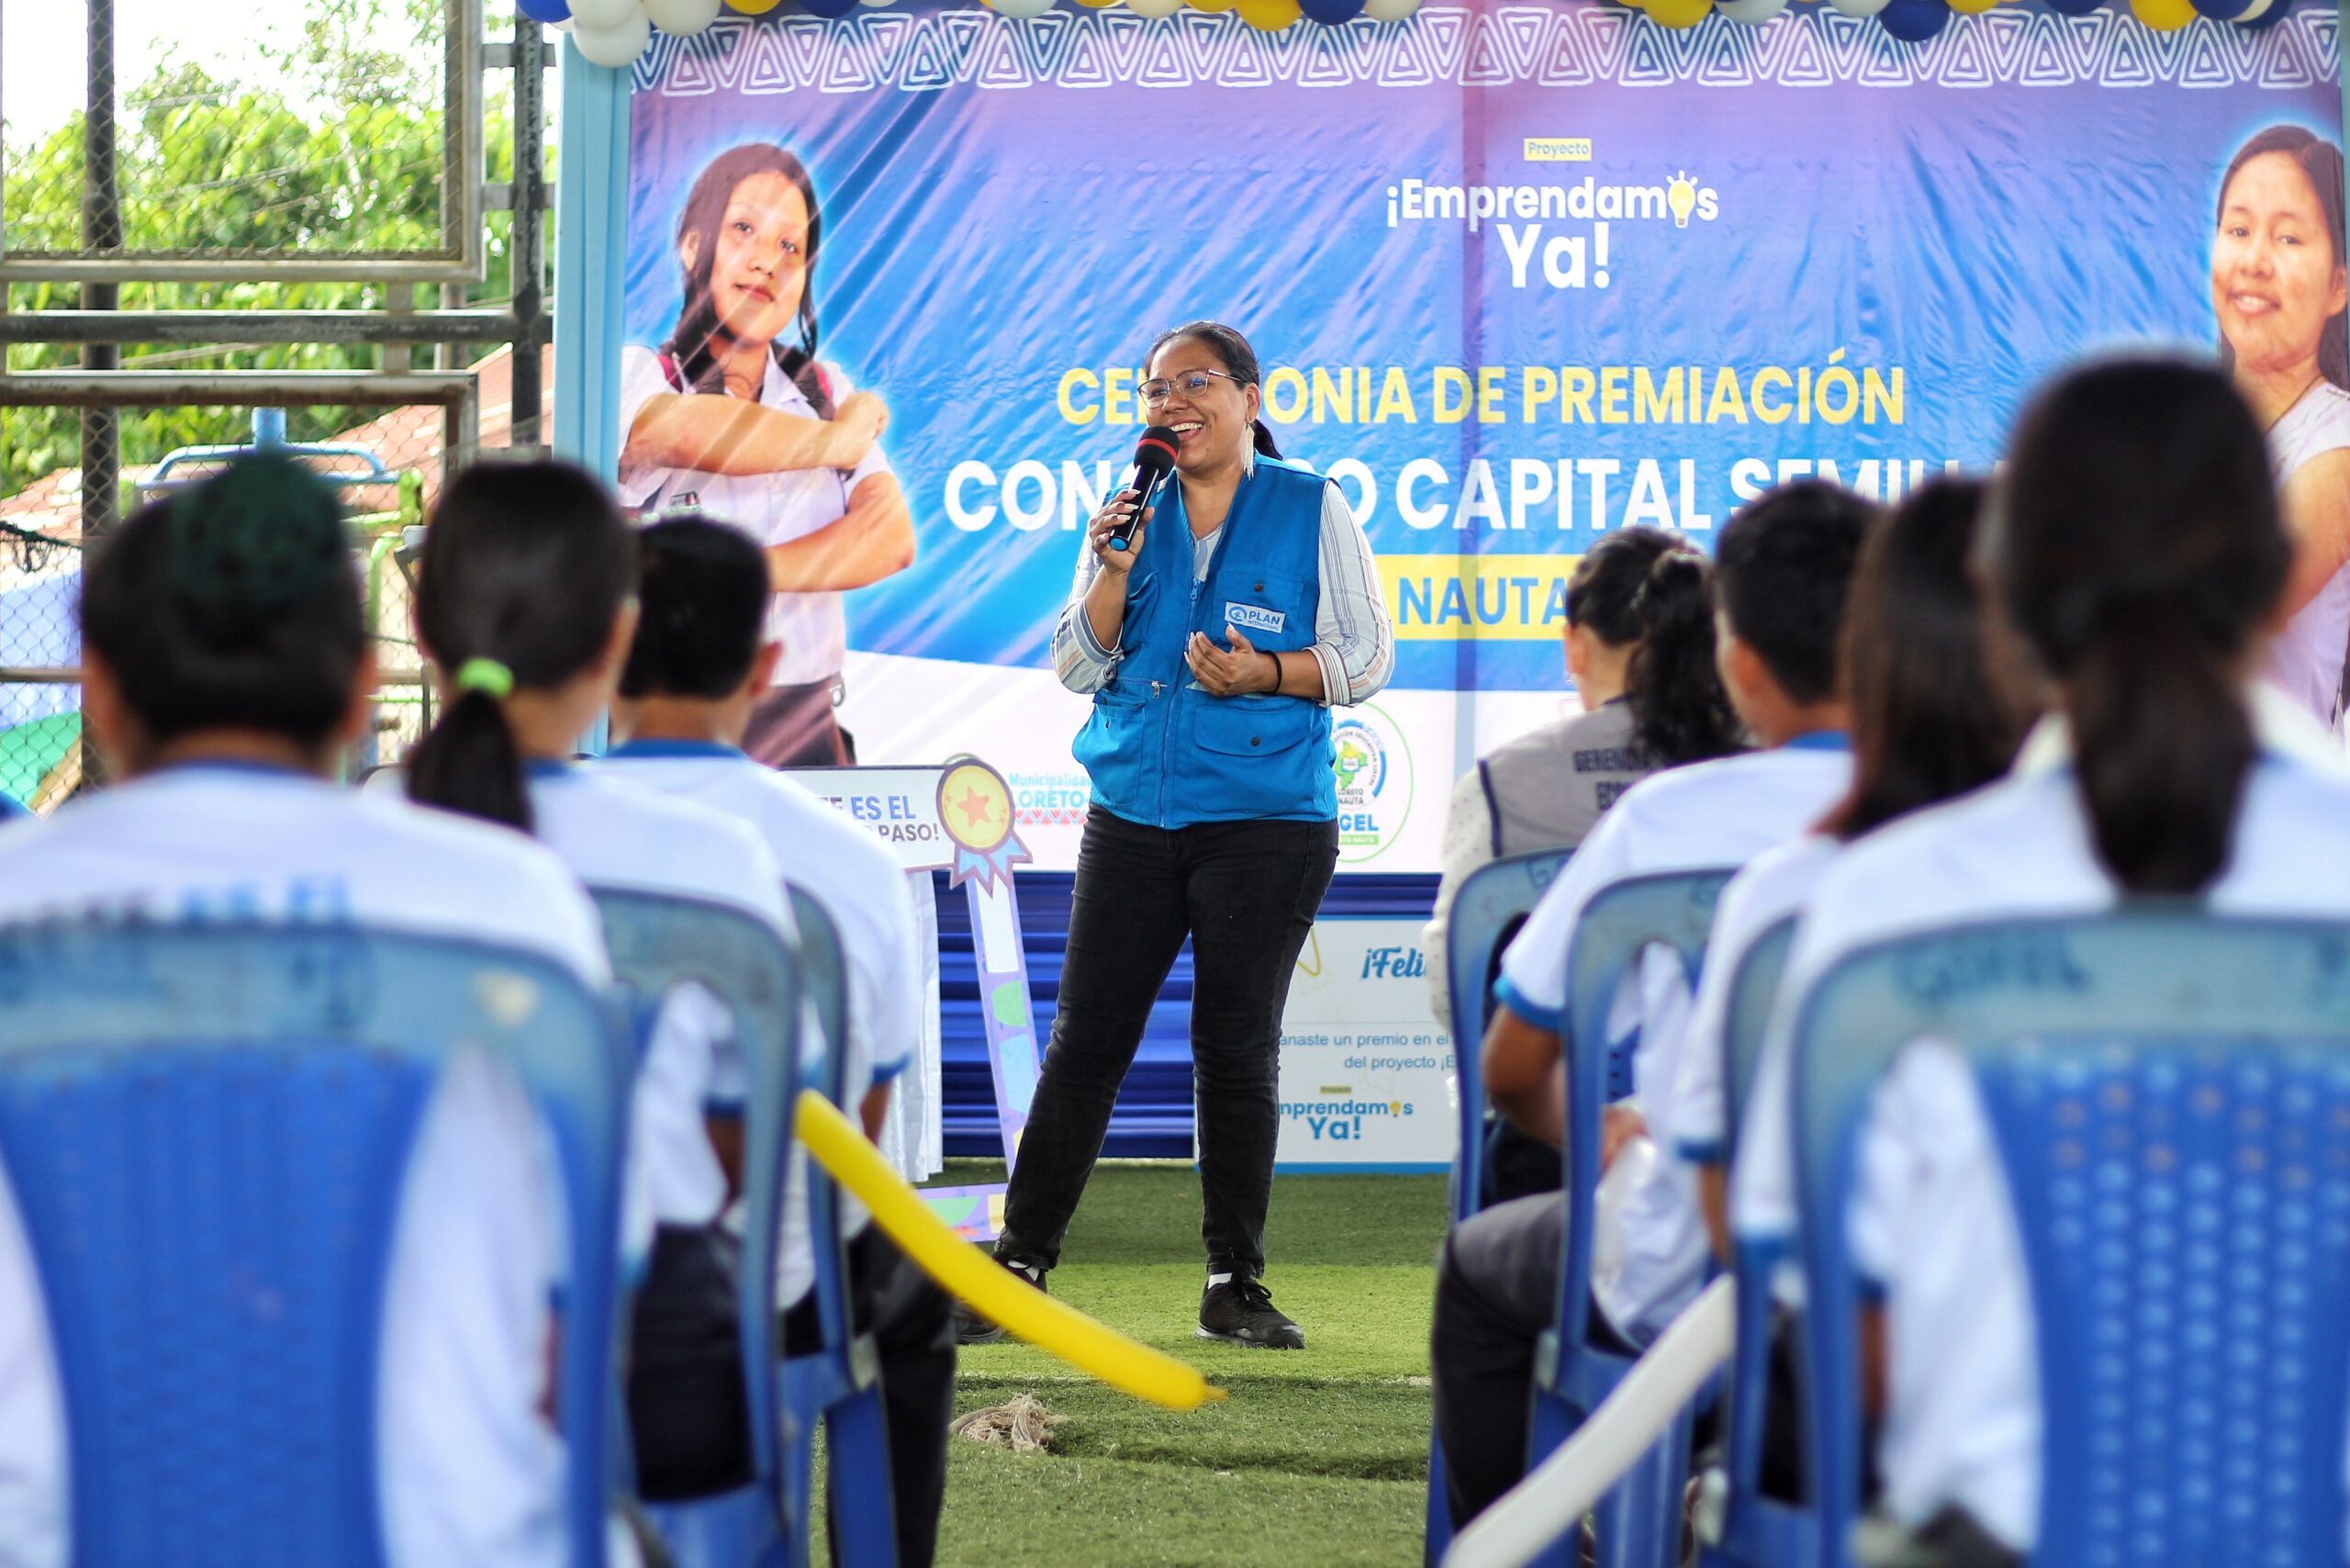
[1109,425,1180,551]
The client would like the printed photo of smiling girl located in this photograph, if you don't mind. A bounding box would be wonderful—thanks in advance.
[618,142,914,767]
[2214,124,2350,732]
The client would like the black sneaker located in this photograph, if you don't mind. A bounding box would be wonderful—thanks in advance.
[954,1255,1046,1347]
[1196,1272,1305,1350]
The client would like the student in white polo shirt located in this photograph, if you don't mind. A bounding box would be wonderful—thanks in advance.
[1428,481,1874,1529]
[1764,360,2350,1562]
[0,456,613,1568]
[597,516,950,1568]
[401,462,798,1507]
[1639,480,2027,1506]
[1671,480,2028,1257]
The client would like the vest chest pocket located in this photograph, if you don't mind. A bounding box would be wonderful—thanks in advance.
[1192,695,1318,758]
[1217,572,1314,652]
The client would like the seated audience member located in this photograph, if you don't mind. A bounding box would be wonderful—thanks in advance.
[0,791,24,823]
[1761,359,2350,1561]
[1662,479,2025,1504]
[403,462,796,1507]
[0,456,610,1567]
[1423,531,1744,1203]
[1422,526,1742,1025]
[1678,479,2028,1259]
[1428,480,1874,1530]
[599,516,951,1568]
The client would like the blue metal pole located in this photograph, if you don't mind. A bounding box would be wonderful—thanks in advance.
[552,39,633,756]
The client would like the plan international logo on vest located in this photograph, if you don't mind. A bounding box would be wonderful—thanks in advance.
[1331,704,1415,865]
[1384,151,1720,293]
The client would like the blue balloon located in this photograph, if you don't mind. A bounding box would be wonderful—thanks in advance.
[2040,0,2098,15]
[2191,0,2255,19]
[2233,0,2293,28]
[1876,0,1946,39]
[800,0,858,15]
[518,0,572,20]
[1299,0,1366,21]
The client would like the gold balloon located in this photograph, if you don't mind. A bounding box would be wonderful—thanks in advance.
[1946,0,1998,14]
[1644,0,1715,26]
[1237,0,1300,25]
[2130,0,2197,27]
[723,0,782,13]
[1187,0,1237,13]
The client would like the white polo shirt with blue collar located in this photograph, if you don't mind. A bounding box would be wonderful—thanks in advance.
[1493,733,1853,1339]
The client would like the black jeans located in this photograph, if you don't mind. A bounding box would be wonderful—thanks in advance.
[780,1226,956,1568]
[997,809,1339,1275]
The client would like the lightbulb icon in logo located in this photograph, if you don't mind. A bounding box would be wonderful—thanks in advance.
[1667,171,1698,229]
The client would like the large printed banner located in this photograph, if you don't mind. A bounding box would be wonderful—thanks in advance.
[624,3,2344,870]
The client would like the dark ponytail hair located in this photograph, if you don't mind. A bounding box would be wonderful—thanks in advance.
[79,454,364,762]
[1618,545,1747,766]
[407,461,637,833]
[2216,125,2349,393]
[1992,359,2290,895]
[663,143,834,417]
[1146,320,1282,459]
[1820,479,2026,841]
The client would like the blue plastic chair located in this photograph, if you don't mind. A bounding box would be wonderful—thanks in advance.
[1697,914,1811,1568]
[592,889,806,1568]
[1524,867,1734,1568]
[1427,847,1572,1561]
[1791,912,2350,1568]
[776,885,898,1568]
[1444,847,1575,1226]
[0,921,633,1568]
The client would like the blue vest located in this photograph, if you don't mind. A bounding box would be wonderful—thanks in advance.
[1073,457,1337,828]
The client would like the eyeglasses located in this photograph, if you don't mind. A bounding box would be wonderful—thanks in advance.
[1139,368,1244,408]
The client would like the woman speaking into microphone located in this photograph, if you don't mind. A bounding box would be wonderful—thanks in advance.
[957,321,1393,1350]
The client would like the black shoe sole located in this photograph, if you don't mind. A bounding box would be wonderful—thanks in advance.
[1194,1323,1305,1350]
[957,1319,1009,1347]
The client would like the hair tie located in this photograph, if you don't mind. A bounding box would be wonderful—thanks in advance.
[454,657,515,700]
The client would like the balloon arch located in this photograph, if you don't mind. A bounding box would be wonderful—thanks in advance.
[532,0,2299,69]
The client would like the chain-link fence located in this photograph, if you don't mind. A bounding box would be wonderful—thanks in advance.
[2,0,553,809]
[0,377,526,805]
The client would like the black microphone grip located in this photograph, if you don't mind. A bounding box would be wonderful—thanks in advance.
[1110,426,1181,552]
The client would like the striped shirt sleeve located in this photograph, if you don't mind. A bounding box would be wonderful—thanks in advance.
[1311,482,1395,708]
[1049,529,1119,693]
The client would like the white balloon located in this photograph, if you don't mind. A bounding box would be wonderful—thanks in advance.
[1825,0,1889,15]
[643,0,721,31]
[1362,0,1417,20]
[1126,0,1184,16]
[859,0,897,9]
[988,0,1058,14]
[2233,0,2274,19]
[1716,0,1786,19]
[573,6,652,64]
[569,0,642,28]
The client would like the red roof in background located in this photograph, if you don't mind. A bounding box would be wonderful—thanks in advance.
[0,342,557,540]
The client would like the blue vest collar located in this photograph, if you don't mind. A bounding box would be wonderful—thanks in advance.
[1783,730,1852,753]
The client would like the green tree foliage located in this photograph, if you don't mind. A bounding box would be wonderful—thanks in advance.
[1,20,523,500]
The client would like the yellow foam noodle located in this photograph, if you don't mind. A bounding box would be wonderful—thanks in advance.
[794,1091,1228,1410]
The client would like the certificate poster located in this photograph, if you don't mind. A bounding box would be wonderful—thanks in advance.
[625,1,2343,869]
[1267,916,1455,1172]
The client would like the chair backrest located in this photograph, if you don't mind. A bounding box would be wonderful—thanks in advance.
[781,885,860,1353]
[1791,912,2350,1568]
[0,921,632,1568]
[1556,868,1733,1355]
[589,889,804,1494]
[1720,913,1798,1168]
[1445,847,1571,1223]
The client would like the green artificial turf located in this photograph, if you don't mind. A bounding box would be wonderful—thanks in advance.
[933,1158,1449,1567]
